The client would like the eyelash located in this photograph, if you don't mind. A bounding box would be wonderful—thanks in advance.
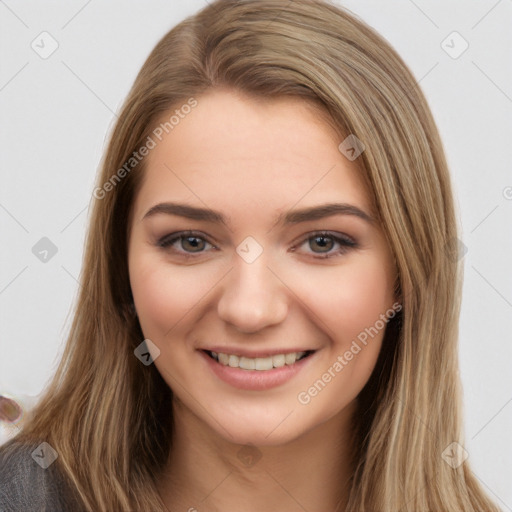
[156,230,358,260]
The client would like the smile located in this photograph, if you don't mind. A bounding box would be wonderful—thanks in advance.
[206,350,312,370]
[200,349,317,391]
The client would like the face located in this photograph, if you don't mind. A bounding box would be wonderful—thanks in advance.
[128,88,397,446]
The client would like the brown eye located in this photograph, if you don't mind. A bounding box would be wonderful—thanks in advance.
[157,231,214,255]
[297,231,357,259]
[180,236,206,252]
[309,234,334,253]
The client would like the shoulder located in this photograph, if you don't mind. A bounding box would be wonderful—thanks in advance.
[0,439,84,512]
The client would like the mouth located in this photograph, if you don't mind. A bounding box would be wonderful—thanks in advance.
[203,349,315,371]
[200,348,318,391]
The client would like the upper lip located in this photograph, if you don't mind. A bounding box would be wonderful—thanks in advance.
[200,347,316,358]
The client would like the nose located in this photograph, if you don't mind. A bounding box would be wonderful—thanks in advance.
[216,254,289,334]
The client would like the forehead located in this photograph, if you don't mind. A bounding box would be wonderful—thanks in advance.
[132,89,372,223]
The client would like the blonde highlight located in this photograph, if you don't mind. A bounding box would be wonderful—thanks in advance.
[10,1,500,510]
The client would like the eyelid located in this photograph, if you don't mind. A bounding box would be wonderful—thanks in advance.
[156,230,217,252]
[291,230,357,259]
[293,230,356,247]
[156,230,357,259]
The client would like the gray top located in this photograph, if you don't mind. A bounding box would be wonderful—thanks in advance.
[0,440,84,512]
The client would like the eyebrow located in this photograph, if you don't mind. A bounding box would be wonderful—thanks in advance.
[142,201,375,225]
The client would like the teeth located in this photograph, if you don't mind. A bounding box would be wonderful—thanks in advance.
[255,357,273,371]
[239,356,256,370]
[272,354,286,368]
[210,351,307,370]
[218,352,229,365]
[285,352,297,365]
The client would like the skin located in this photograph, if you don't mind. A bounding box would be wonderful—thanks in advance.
[128,88,397,512]
[0,396,21,422]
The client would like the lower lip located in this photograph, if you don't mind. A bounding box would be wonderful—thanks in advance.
[199,350,316,391]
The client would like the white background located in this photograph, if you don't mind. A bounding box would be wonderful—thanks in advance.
[1,1,511,509]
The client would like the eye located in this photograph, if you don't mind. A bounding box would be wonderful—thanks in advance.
[156,231,215,255]
[156,230,357,260]
[294,231,357,259]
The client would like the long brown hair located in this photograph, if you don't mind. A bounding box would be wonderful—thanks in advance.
[11,0,501,510]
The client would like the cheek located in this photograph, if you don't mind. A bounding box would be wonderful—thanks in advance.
[294,257,394,343]
[128,252,206,337]
[295,262,392,419]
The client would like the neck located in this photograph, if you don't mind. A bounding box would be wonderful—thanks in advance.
[157,399,357,512]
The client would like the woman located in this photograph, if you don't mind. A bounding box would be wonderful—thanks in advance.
[0,0,502,510]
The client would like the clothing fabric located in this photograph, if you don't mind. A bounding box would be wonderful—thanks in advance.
[0,439,84,512]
